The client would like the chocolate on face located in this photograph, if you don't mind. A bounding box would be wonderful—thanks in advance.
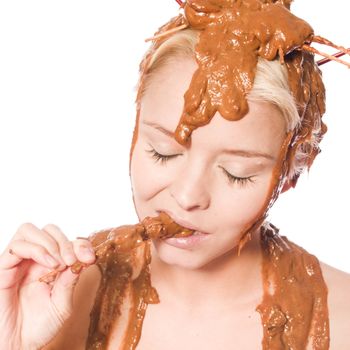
[131,0,326,248]
[133,0,326,201]
[85,213,195,349]
[86,1,329,349]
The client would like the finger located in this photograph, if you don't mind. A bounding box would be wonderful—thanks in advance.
[72,239,96,265]
[14,223,65,267]
[42,224,76,266]
[0,245,22,269]
[0,240,59,270]
[49,268,81,325]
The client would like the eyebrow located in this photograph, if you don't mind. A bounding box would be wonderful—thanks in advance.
[221,149,276,161]
[142,121,175,138]
[142,120,275,161]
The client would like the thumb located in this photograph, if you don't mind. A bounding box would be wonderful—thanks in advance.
[49,268,80,324]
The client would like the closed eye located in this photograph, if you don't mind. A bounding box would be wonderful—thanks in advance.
[146,146,182,165]
[219,166,256,187]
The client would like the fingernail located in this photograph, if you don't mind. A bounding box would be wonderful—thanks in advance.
[45,254,58,267]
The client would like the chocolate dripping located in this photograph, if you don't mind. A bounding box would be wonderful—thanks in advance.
[84,213,193,349]
[125,0,340,348]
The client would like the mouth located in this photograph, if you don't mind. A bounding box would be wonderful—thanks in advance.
[157,210,209,237]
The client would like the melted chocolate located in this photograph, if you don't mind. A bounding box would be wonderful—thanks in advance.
[176,0,314,145]
[85,213,193,349]
[257,222,329,349]
[92,1,330,349]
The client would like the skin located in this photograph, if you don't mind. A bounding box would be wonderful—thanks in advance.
[131,58,287,271]
[132,58,350,350]
[1,57,349,349]
[131,58,286,348]
[0,223,96,350]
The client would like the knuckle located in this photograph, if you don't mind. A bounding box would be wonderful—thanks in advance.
[61,240,74,253]
[42,223,61,233]
[33,244,47,256]
[36,232,60,253]
[46,241,61,255]
[16,222,35,235]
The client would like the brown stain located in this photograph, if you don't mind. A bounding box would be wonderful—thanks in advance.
[89,0,330,349]
[257,222,329,349]
[176,0,315,145]
[85,213,193,349]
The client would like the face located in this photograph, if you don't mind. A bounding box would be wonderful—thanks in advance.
[130,58,287,270]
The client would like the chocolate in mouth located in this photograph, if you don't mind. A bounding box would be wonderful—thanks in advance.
[84,212,194,349]
[142,212,195,239]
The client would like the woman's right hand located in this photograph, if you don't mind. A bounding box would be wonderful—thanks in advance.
[0,223,96,350]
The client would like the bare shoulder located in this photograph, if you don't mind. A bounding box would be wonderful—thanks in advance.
[321,261,350,308]
[44,265,101,350]
[320,262,350,349]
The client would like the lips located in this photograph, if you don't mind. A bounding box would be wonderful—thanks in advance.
[157,209,209,235]
[152,210,211,249]
[164,232,210,250]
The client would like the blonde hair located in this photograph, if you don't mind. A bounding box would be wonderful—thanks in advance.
[139,29,319,182]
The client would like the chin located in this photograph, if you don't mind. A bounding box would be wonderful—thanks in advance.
[152,240,233,270]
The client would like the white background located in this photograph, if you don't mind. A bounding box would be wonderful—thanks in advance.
[0,1,349,272]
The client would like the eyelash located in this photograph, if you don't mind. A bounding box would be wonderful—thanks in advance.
[219,166,255,187]
[146,147,181,165]
[146,147,255,186]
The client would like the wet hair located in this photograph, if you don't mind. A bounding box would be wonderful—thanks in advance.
[137,29,322,183]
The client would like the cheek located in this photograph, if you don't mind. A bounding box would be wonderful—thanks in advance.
[130,141,172,203]
[214,175,273,231]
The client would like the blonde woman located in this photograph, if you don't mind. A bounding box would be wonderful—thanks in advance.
[1,1,349,349]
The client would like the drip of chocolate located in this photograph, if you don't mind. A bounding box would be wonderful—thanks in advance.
[127,0,329,349]
[133,0,327,213]
[176,0,315,145]
[257,222,329,349]
[85,213,193,349]
[35,1,336,347]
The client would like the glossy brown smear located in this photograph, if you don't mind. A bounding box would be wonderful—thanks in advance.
[257,223,329,349]
[175,0,315,145]
[123,1,328,349]
[85,213,193,349]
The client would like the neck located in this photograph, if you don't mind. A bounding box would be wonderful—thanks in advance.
[150,230,263,312]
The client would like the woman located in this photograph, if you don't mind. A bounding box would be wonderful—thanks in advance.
[1,1,349,349]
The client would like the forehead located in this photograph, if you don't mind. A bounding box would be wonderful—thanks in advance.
[139,58,286,154]
[141,57,197,129]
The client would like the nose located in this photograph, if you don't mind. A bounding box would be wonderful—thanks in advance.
[169,160,211,211]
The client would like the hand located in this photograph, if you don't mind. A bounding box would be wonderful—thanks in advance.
[0,223,96,350]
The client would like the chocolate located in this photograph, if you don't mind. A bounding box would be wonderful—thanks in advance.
[257,222,329,349]
[88,1,330,349]
[176,0,314,145]
[85,213,193,349]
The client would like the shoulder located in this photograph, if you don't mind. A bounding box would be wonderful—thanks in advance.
[320,262,350,349]
[44,265,101,350]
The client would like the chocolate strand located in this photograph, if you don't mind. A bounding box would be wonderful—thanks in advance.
[39,213,193,283]
[303,45,350,68]
[312,35,350,56]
